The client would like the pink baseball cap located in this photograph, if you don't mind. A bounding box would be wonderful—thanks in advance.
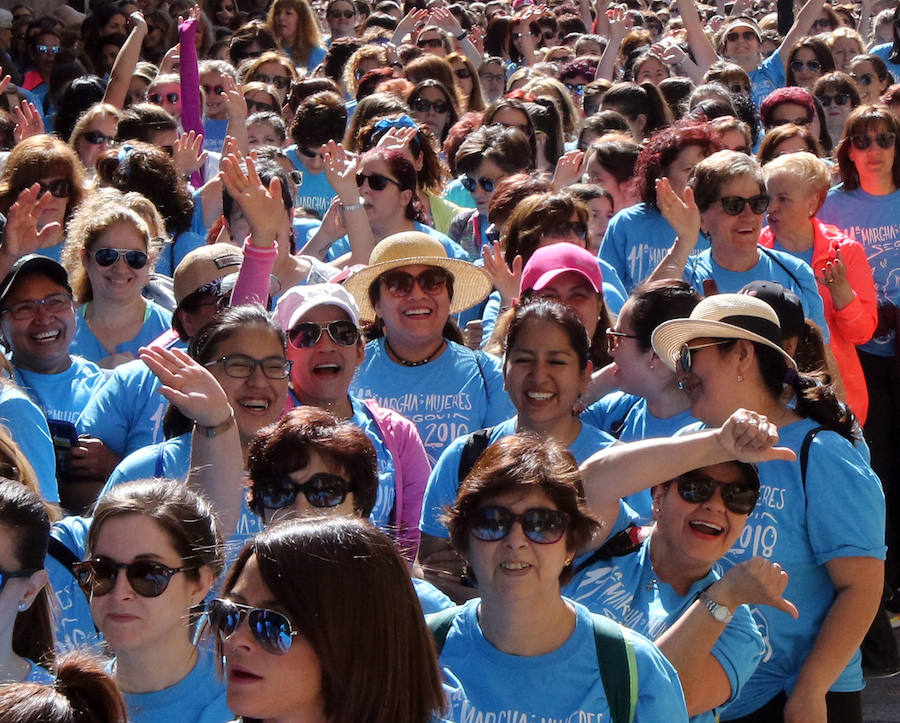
[519,243,603,295]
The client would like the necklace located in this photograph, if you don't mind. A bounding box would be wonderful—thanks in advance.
[385,338,446,367]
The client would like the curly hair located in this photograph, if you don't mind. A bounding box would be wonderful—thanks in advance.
[636,122,721,207]
[502,192,589,266]
[358,115,446,193]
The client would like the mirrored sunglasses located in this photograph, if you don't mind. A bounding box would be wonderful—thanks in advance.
[470,506,570,544]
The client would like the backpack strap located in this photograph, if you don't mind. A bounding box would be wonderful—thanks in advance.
[799,426,825,491]
[48,536,82,577]
[457,426,495,483]
[758,246,802,290]
[573,525,648,576]
[426,605,464,655]
[609,397,643,440]
[591,614,638,723]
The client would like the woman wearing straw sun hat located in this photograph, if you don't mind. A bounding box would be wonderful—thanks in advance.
[650,293,885,723]
[345,232,514,465]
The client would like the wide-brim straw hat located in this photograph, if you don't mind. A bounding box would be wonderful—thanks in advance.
[651,293,797,372]
[342,232,493,321]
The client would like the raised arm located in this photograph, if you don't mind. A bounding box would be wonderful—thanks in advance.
[429,7,482,69]
[646,177,702,284]
[594,7,632,81]
[778,0,827,65]
[103,12,148,109]
[675,0,720,71]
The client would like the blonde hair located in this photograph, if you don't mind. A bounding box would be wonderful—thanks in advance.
[825,27,864,54]
[763,150,831,206]
[523,76,579,139]
[267,0,322,67]
[343,45,388,97]
[68,103,122,152]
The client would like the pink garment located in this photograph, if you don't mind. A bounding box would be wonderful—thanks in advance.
[178,17,204,187]
[231,239,277,306]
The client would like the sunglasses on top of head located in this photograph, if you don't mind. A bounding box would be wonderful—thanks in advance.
[849,132,895,150]
[207,598,298,655]
[672,470,760,515]
[469,506,570,544]
[93,247,149,269]
[288,319,360,348]
[73,558,195,598]
[542,220,588,240]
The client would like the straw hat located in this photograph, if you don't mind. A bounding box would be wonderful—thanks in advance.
[342,232,493,321]
[651,293,797,372]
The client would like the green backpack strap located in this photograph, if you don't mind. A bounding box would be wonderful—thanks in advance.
[591,613,638,723]
[426,605,464,655]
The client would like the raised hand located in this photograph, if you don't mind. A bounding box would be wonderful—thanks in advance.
[221,73,248,121]
[816,249,854,309]
[219,154,285,245]
[128,10,148,36]
[13,101,45,143]
[713,557,799,618]
[651,42,687,67]
[374,126,418,164]
[1,184,63,260]
[716,408,797,464]
[606,6,634,39]
[159,43,181,74]
[552,149,585,190]
[321,139,359,201]
[481,240,522,304]
[656,177,701,247]
[429,6,463,35]
[172,130,208,176]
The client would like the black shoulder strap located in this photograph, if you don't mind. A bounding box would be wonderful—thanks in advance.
[47,536,82,577]
[457,426,495,483]
[591,614,637,723]
[758,246,802,289]
[573,524,647,576]
[426,605,464,654]
[799,426,825,490]
[609,397,643,440]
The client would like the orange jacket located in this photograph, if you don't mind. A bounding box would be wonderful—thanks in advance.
[760,219,877,424]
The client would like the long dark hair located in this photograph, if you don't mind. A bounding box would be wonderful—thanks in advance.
[504,299,591,372]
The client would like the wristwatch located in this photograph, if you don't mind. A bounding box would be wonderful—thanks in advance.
[194,414,235,438]
[340,198,365,212]
[699,592,733,624]
[455,30,467,41]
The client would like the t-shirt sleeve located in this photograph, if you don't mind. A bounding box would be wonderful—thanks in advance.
[598,212,630,290]
[420,437,467,538]
[0,393,58,503]
[477,351,515,425]
[581,391,638,435]
[627,627,689,721]
[710,603,765,706]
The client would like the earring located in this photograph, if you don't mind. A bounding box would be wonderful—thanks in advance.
[16,602,26,612]
[648,362,655,370]
[737,375,743,382]
[565,557,573,566]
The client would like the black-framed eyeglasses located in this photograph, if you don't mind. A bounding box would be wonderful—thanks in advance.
[725,30,757,43]
[850,72,875,86]
[204,354,292,379]
[1,292,72,321]
[93,247,149,269]
[542,220,588,240]
[328,9,355,19]
[254,73,291,90]
[253,472,350,512]
[380,267,451,297]
[202,84,225,95]
[673,470,759,515]
[470,506,570,544]
[849,132,895,150]
[82,130,114,145]
[817,93,850,107]
[73,558,195,598]
[718,195,769,215]
[789,59,822,74]
[148,92,180,104]
[0,567,38,593]
[356,172,401,191]
[678,340,731,374]
[606,328,639,353]
[37,179,71,199]
[245,99,276,113]
[207,598,298,655]
[288,319,360,349]
[417,37,445,49]
[411,97,450,114]
[461,176,495,193]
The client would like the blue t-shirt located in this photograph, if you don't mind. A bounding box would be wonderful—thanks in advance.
[71,301,173,364]
[818,184,900,356]
[77,359,168,458]
[420,417,615,538]
[119,646,230,723]
[324,222,469,263]
[35,241,66,264]
[285,145,337,216]
[26,659,54,683]
[683,246,829,342]
[600,203,710,293]
[13,356,106,427]
[716,419,886,717]
[202,117,229,154]
[581,392,698,519]
[0,384,58,502]
[155,231,207,279]
[749,51,786,108]
[47,515,98,653]
[442,177,476,209]
[351,339,513,465]
[564,526,764,723]
[870,43,900,81]
[414,576,455,615]
[435,598,688,722]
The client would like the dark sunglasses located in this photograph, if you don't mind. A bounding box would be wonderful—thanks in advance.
[674,472,759,515]
[411,97,450,114]
[850,72,875,86]
[73,558,194,598]
[356,171,401,191]
[0,567,37,593]
[565,82,585,95]
[328,8,355,18]
[849,132,895,150]
[718,194,769,215]
[254,73,292,90]
[543,220,588,240]
[417,37,445,48]
[254,472,349,512]
[725,30,758,42]
[82,130,114,145]
[470,506,570,544]
[208,598,297,655]
[298,146,322,159]
[606,328,639,353]
[812,17,834,29]
[148,92,180,104]
[204,354,292,379]
[789,59,822,74]
[678,340,731,374]
[288,319,360,348]
[37,179,71,199]
[817,93,850,106]
[246,99,276,113]
[454,67,472,80]
[461,176,495,193]
[93,247,149,269]
[380,267,451,297]
[202,84,225,95]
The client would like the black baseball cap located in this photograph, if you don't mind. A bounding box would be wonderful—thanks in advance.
[0,254,71,306]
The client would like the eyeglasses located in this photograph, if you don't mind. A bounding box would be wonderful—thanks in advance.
[356,171,401,191]
[202,84,225,95]
[36,44,60,55]
[542,30,557,41]
[849,132,896,150]
[204,354,292,379]
[82,130,114,145]
[254,73,291,90]
[542,220,588,240]
[461,176,495,193]
[0,567,38,593]
[789,59,822,74]
[417,37,444,49]
[725,30,758,43]
[73,558,195,598]
[606,328,639,353]
[328,8,355,18]
[411,97,450,114]
[37,179,71,199]
[93,247,149,269]
[148,92,180,104]
[673,471,759,515]
[253,472,350,511]
[850,72,875,86]
[454,67,472,80]
[288,319,360,348]
[208,598,298,655]
[512,31,539,40]
[678,340,732,374]
[297,146,323,159]
[817,93,850,107]
[470,506,570,544]
[564,82,585,96]
[479,72,505,84]
[1,293,72,321]
[379,267,451,297]
[718,195,769,215]
[812,17,834,30]
[245,99,276,113]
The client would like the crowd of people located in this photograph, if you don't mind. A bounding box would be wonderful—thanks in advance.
[0,0,896,720]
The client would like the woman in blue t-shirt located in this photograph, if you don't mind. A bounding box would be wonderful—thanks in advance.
[73,478,229,723]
